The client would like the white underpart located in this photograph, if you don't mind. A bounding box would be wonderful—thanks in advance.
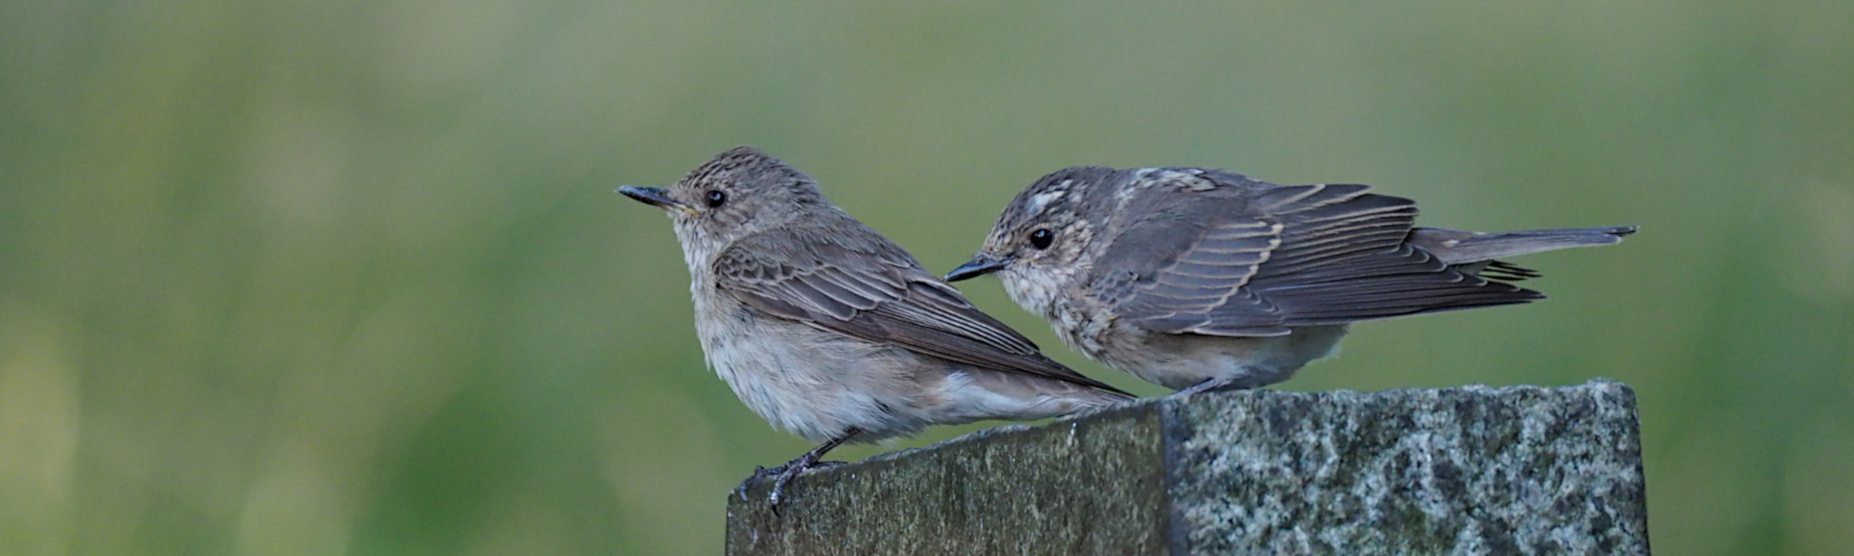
[675,217,926,442]
[672,216,715,273]
[691,282,928,442]
[998,261,1111,357]
[930,371,1085,422]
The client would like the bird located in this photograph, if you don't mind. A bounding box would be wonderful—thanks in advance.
[944,165,1634,395]
[617,147,1129,508]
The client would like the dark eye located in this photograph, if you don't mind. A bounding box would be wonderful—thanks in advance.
[703,190,726,208]
[1028,228,1054,250]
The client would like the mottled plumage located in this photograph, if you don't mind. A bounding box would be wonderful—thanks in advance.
[619,147,1126,506]
[714,227,1108,387]
[947,166,1634,392]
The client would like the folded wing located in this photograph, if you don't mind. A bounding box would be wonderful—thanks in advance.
[715,226,1127,394]
[1098,177,1541,337]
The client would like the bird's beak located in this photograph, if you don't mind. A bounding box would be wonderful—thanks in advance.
[617,186,697,216]
[945,253,1012,282]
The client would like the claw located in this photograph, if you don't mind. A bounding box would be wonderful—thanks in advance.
[754,428,863,515]
[753,463,787,480]
[767,456,813,512]
[735,464,786,499]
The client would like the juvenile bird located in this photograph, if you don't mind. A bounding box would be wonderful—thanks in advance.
[618,147,1128,507]
[946,166,1634,395]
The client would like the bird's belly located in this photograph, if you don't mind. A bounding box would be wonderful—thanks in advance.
[1098,324,1350,390]
[692,301,926,443]
[917,368,1122,425]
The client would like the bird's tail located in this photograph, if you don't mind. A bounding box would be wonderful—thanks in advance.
[1407,226,1637,266]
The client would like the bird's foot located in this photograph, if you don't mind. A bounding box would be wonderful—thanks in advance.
[734,459,849,504]
[768,453,822,513]
[745,428,862,514]
[734,463,787,498]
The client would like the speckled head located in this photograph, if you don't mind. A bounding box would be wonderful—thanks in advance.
[944,166,1122,320]
[618,146,831,260]
[948,167,1114,276]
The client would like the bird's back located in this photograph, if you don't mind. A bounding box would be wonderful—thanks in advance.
[1089,171,1542,337]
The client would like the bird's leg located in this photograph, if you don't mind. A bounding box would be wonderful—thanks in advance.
[734,458,852,499]
[767,427,862,511]
[1173,377,1240,397]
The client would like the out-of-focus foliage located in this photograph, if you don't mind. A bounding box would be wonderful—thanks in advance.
[2,1,1850,554]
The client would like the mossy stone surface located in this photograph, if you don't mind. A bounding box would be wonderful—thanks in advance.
[728,380,1649,555]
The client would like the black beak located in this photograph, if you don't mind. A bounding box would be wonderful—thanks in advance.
[617,186,696,215]
[945,253,1011,282]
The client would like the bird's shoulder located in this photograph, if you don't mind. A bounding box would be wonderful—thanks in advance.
[712,218,919,282]
[1086,170,1281,284]
[710,216,997,329]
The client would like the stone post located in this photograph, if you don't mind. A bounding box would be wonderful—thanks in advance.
[727,380,1649,555]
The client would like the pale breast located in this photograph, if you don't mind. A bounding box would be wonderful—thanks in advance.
[998,265,1114,359]
[689,287,932,442]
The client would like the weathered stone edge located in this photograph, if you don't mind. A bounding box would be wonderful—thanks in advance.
[735,379,1637,493]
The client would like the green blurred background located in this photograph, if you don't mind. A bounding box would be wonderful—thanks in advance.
[3,0,1850,554]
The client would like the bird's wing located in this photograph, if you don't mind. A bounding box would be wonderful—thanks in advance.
[1096,179,1541,337]
[1086,177,1291,336]
[714,225,1125,394]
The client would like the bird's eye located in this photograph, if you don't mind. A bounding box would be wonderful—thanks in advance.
[1028,228,1055,250]
[704,190,727,208]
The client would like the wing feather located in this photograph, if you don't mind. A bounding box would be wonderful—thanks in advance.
[1093,173,1541,337]
[715,226,1125,394]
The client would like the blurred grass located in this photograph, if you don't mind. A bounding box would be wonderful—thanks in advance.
[3,0,1851,554]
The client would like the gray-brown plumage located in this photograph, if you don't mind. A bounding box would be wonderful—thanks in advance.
[947,166,1634,393]
[619,147,1126,507]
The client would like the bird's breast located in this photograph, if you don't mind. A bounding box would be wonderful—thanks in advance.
[687,288,932,442]
[997,271,1113,361]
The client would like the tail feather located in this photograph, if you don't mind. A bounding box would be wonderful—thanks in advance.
[1476,260,1543,281]
[1407,225,1636,266]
